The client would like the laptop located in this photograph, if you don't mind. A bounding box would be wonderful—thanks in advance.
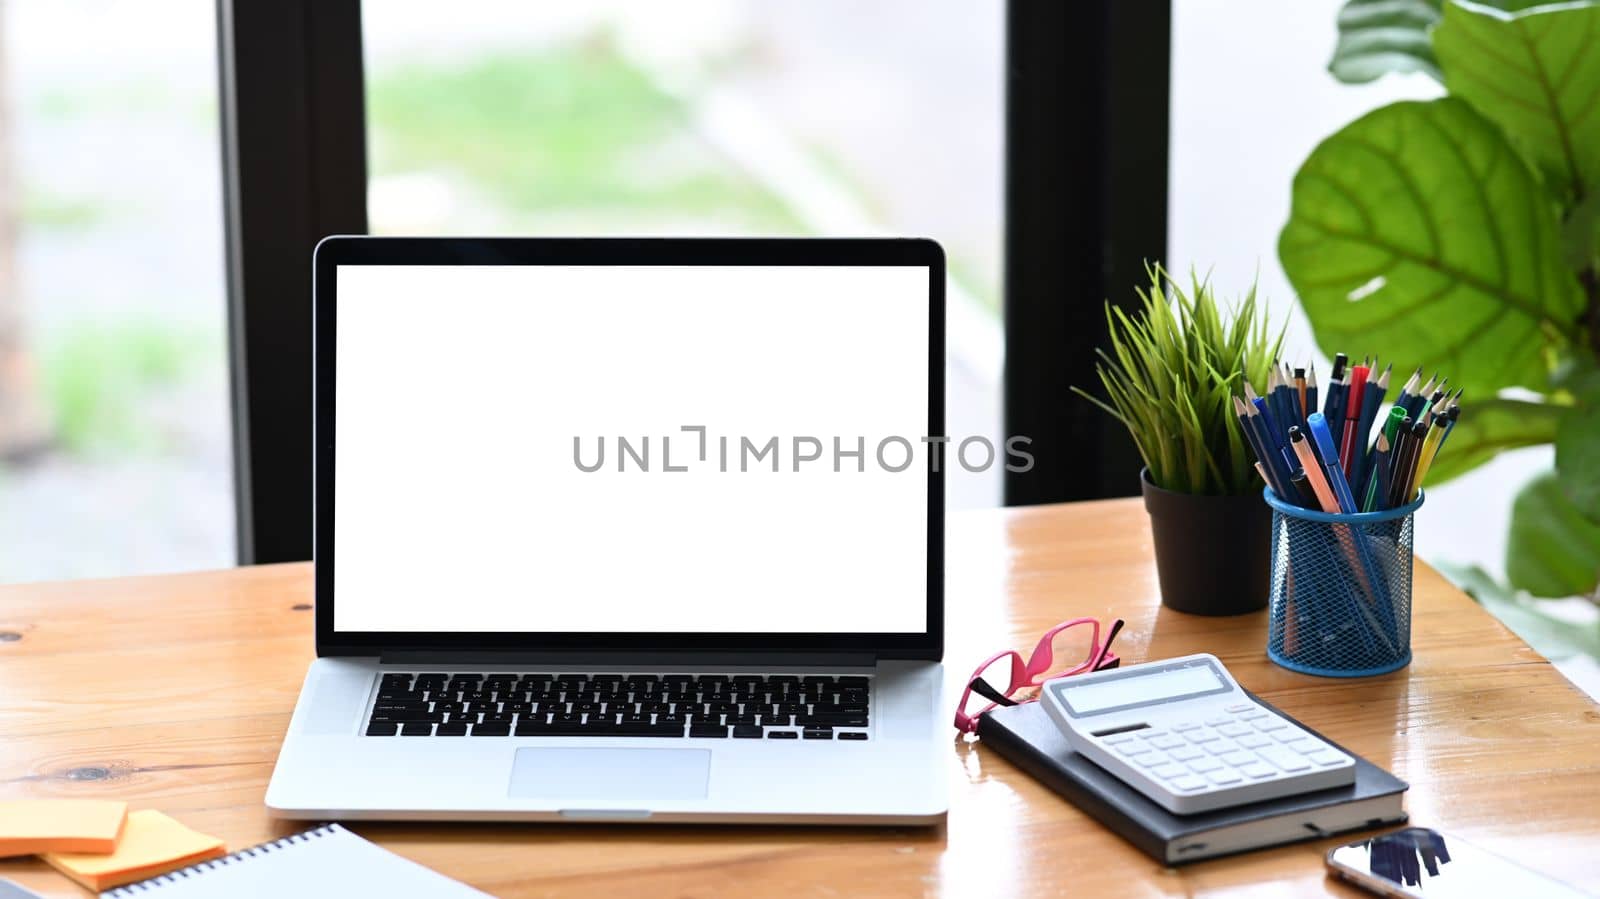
[265,237,948,824]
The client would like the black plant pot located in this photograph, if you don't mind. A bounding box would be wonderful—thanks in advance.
[1140,468,1271,616]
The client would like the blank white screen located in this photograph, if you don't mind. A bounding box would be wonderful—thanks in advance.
[1059,665,1224,715]
[332,264,930,634]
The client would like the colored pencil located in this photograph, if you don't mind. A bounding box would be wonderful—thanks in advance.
[1363,432,1392,513]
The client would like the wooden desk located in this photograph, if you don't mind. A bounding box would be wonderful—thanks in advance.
[2,498,1598,897]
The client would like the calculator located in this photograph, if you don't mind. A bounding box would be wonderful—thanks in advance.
[1040,653,1356,814]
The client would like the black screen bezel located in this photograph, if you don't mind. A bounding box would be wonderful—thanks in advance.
[313,236,945,660]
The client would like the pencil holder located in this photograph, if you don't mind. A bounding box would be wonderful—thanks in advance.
[1263,487,1423,678]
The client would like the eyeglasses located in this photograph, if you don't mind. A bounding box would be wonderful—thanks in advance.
[953,617,1124,734]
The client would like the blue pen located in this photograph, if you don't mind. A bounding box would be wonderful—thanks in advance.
[1309,411,1401,649]
[1306,412,1359,513]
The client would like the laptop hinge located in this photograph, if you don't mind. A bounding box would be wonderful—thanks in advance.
[377,650,879,668]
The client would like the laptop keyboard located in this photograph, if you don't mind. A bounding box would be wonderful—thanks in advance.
[364,672,871,741]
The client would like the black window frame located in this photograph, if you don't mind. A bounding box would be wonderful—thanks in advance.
[217,0,367,564]
[1003,0,1171,505]
[218,0,1170,562]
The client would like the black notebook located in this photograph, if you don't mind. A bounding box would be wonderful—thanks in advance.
[977,694,1408,865]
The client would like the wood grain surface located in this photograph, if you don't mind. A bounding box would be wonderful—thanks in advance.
[2,497,1597,897]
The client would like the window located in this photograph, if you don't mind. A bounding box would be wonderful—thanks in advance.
[0,0,232,581]
[362,0,1004,507]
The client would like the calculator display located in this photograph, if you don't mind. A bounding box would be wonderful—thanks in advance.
[1054,662,1228,716]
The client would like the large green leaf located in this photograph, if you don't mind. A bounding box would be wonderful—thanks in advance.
[1330,0,1443,84]
[1327,0,1558,84]
[1438,562,1600,660]
[1554,381,1600,519]
[1506,471,1600,597]
[1561,182,1600,269]
[1424,397,1567,484]
[1280,98,1584,397]
[1434,0,1600,202]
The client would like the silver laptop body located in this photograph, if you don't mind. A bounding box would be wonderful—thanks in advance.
[266,237,948,824]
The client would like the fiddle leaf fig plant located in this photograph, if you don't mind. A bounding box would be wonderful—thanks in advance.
[1283,0,1600,602]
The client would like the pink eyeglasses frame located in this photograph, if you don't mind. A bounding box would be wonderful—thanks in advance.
[953,617,1124,734]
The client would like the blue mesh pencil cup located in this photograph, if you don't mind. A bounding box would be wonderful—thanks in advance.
[1264,487,1423,677]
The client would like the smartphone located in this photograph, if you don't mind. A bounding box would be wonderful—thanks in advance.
[1326,827,1592,898]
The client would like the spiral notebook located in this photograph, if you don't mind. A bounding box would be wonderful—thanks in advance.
[100,824,489,898]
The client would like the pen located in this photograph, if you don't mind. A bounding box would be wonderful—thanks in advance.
[1381,405,1407,443]
[1387,413,1415,504]
[1389,417,1428,508]
[1301,419,1397,652]
[1436,403,1461,452]
[1289,467,1319,509]
[1352,363,1390,497]
[1324,353,1349,425]
[1403,416,1431,502]
[1304,418,1399,654]
[1307,412,1359,513]
[1288,427,1340,513]
[1339,363,1370,474]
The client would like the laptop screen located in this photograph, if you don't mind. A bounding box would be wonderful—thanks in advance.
[331,263,931,635]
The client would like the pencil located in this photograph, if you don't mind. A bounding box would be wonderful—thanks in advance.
[1236,396,1288,498]
[1249,386,1287,455]
[1239,395,1295,498]
[1396,367,1422,418]
[1306,363,1319,423]
[1411,414,1449,491]
[1363,432,1392,512]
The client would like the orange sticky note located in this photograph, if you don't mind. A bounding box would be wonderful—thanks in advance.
[0,799,127,857]
[43,809,226,892]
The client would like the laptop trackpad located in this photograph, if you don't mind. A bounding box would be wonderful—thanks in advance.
[507,747,711,801]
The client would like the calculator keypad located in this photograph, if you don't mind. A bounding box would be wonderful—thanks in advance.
[1100,705,1351,792]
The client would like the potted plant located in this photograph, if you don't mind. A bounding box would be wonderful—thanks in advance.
[1076,264,1285,615]
[1282,0,1600,613]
